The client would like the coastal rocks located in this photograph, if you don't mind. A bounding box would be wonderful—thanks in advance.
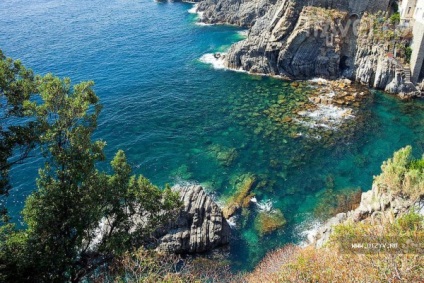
[221,2,359,78]
[196,0,275,27]
[290,79,371,143]
[308,184,417,248]
[157,184,231,253]
[353,16,419,98]
[195,0,423,96]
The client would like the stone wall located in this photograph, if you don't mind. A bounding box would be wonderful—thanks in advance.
[411,21,424,83]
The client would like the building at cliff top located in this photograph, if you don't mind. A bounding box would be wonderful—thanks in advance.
[399,0,424,83]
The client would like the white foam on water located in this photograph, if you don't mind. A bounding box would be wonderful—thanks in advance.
[199,53,226,69]
[227,216,238,228]
[250,196,258,203]
[197,11,205,20]
[188,4,198,14]
[294,215,323,247]
[309,77,329,84]
[237,30,249,37]
[195,22,214,26]
[296,104,354,130]
[327,91,336,98]
[308,104,354,121]
[256,199,274,213]
[173,177,199,188]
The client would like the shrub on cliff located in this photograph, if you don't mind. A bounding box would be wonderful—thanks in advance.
[375,146,424,201]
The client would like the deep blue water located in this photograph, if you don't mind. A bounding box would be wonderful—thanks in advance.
[1,0,424,270]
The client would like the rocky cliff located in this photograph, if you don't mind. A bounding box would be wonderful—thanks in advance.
[308,183,422,248]
[92,185,230,254]
[195,0,423,97]
[157,185,231,253]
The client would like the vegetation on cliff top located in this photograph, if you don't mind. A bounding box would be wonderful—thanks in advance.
[246,210,423,283]
[245,146,424,283]
[375,145,424,200]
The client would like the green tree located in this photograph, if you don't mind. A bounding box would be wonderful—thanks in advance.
[0,71,180,282]
[0,50,39,218]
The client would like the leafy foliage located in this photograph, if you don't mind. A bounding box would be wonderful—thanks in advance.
[389,12,400,25]
[375,146,424,200]
[0,54,181,282]
[405,46,413,63]
[0,50,39,215]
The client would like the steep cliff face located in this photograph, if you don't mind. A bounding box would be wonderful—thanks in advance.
[196,0,277,27]
[196,0,422,96]
[353,14,418,96]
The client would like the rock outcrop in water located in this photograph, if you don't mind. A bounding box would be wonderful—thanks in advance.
[194,0,423,97]
[157,184,231,253]
[92,185,230,254]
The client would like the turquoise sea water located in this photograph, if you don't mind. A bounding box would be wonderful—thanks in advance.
[1,0,424,270]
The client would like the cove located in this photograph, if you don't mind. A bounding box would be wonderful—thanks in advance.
[1,0,423,270]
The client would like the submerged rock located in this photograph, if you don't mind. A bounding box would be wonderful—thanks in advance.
[255,209,287,236]
[157,185,231,253]
[208,144,238,167]
[223,173,257,219]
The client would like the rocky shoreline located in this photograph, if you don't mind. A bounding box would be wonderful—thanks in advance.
[190,0,424,99]
[307,183,423,248]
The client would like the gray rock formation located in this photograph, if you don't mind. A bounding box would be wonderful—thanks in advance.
[195,0,423,96]
[307,183,418,248]
[196,0,277,27]
[157,184,231,253]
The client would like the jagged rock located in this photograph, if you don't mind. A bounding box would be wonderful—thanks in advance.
[215,0,391,79]
[196,0,275,27]
[195,0,424,96]
[157,185,230,253]
[308,184,417,248]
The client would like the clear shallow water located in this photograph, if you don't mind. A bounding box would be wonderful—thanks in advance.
[1,0,424,271]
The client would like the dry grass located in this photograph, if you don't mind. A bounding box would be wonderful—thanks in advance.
[246,211,424,283]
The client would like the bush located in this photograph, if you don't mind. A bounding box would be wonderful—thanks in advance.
[375,146,424,200]
[389,12,400,25]
[405,46,413,63]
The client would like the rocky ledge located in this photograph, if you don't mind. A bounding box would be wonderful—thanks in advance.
[307,183,422,248]
[157,185,231,253]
